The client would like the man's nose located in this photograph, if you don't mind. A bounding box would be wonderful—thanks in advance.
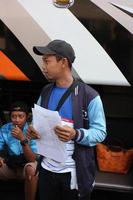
[42,65,47,73]
[42,65,46,71]
[15,116,20,121]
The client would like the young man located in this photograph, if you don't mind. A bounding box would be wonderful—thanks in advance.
[28,39,107,200]
[0,101,37,200]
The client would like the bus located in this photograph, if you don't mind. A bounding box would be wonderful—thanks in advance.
[0,1,133,199]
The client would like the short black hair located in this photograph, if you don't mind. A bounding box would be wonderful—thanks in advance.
[10,101,29,115]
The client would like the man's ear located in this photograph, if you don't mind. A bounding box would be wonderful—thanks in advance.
[62,58,68,67]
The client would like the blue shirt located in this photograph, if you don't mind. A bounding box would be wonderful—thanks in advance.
[0,122,37,155]
[48,86,72,119]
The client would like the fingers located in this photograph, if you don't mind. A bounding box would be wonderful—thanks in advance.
[54,125,76,142]
[26,125,40,139]
[11,126,24,140]
[29,124,37,132]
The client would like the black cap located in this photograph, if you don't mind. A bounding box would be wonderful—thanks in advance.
[33,39,75,63]
[10,101,29,115]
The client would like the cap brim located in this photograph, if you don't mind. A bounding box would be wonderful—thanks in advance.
[33,46,56,56]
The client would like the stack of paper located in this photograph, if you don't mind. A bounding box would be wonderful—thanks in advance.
[32,104,67,163]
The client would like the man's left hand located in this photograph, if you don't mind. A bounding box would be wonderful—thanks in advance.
[54,125,76,142]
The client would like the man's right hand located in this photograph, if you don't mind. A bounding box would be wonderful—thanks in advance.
[26,124,41,140]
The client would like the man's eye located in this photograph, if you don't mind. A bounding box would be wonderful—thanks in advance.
[19,115,24,118]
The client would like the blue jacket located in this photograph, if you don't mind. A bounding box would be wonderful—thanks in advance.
[39,80,106,197]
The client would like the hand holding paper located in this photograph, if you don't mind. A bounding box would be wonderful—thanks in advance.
[54,125,76,142]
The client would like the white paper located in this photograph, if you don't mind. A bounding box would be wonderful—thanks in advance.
[32,104,67,163]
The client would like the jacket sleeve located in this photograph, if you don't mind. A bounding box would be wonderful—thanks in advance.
[29,139,38,153]
[76,95,107,146]
[0,127,5,150]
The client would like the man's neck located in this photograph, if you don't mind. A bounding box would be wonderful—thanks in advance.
[56,76,74,88]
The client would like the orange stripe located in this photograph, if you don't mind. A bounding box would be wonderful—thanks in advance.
[0,51,30,81]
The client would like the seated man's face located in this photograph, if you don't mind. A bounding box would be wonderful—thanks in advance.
[11,111,27,128]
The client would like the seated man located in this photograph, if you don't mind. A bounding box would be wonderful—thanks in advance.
[0,101,38,200]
